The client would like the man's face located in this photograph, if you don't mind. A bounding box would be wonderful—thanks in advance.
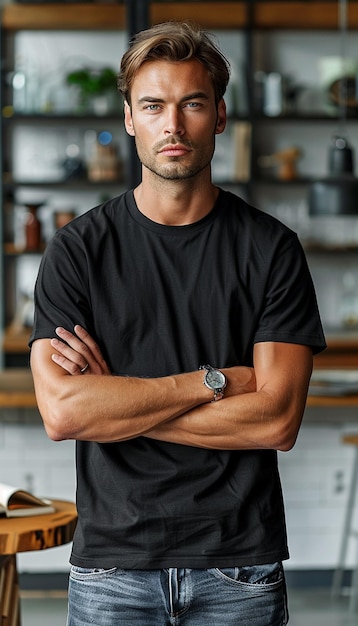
[124,59,226,181]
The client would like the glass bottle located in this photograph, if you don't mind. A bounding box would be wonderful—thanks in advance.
[24,203,42,251]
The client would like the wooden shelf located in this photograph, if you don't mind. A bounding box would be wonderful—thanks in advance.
[0,331,357,411]
[253,2,358,30]
[151,2,247,29]
[0,364,358,411]
[305,243,358,254]
[314,334,358,368]
[0,2,247,31]
[3,2,358,32]
[3,177,123,189]
[0,368,36,408]
[307,393,358,407]
[4,243,45,255]
[2,112,121,122]
[1,3,126,31]
[3,327,31,354]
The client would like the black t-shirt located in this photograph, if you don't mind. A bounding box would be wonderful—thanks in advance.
[30,189,326,569]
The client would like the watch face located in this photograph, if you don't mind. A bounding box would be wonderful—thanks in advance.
[206,369,226,390]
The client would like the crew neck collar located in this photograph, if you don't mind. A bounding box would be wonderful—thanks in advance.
[125,188,223,235]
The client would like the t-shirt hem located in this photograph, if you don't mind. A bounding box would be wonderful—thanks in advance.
[69,549,289,569]
[254,332,326,355]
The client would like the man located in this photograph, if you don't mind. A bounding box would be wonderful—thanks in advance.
[30,21,326,626]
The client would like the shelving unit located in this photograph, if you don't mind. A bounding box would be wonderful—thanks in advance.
[0,4,131,367]
[246,5,358,345]
[1,1,358,370]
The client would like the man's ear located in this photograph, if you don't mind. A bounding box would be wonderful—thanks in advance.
[124,100,135,136]
[215,99,226,135]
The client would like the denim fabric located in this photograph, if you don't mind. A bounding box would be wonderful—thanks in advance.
[67,562,288,625]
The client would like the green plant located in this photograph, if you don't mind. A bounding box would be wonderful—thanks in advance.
[66,67,117,96]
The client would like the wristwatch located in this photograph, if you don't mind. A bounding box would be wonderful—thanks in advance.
[199,364,227,401]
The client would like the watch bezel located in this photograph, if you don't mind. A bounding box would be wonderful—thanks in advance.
[200,364,227,401]
[205,368,226,390]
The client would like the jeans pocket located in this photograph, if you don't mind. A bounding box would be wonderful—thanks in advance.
[69,566,118,581]
[213,562,284,590]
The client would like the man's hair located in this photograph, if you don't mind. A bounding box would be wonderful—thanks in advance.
[117,21,231,107]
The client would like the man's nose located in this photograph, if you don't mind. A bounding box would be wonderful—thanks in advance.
[164,108,185,135]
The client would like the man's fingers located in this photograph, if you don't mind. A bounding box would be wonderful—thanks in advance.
[51,326,110,376]
[74,325,111,374]
[54,327,92,361]
[51,337,88,373]
[51,351,84,375]
[73,325,94,346]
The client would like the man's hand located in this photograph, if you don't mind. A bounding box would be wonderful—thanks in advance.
[50,325,111,376]
[32,328,214,443]
[40,325,311,452]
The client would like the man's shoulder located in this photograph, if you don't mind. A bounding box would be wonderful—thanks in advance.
[58,191,131,235]
[45,191,132,260]
[80,190,130,222]
[218,188,294,237]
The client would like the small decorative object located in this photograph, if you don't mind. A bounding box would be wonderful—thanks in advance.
[308,135,358,216]
[55,210,76,230]
[63,143,85,180]
[258,146,302,181]
[24,202,43,251]
[263,72,288,117]
[66,66,118,114]
[318,56,358,111]
[232,121,252,182]
[87,130,122,182]
[329,75,358,110]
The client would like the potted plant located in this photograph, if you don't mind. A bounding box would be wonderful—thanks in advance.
[66,66,118,114]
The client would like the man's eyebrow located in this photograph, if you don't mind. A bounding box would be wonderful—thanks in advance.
[137,96,164,104]
[137,92,209,105]
[182,92,209,101]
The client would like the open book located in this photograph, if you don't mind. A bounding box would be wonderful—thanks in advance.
[0,482,55,518]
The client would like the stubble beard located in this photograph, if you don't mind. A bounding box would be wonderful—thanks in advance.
[143,158,212,181]
[136,137,216,182]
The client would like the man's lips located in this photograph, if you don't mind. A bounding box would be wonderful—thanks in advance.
[158,145,191,157]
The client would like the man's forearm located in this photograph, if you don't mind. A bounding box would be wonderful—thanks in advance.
[32,335,258,444]
[145,346,311,453]
[33,329,310,451]
[145,368,262,450]
[144,387,297,452]
[32,348,213,443]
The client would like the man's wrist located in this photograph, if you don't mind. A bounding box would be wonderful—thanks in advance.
[199,364,227,401]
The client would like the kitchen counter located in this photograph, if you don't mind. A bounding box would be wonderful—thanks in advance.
[3,369,358,407]
[0,368,37,408]
[2,333,358,421]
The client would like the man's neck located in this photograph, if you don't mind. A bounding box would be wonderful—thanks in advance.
[133,173,219,226]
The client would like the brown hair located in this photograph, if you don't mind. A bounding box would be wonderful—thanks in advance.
[117,21,230,107]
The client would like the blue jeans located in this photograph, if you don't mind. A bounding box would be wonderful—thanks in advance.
[67,562,288,625]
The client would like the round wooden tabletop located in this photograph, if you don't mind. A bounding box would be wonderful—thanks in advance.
[0,499,77,556]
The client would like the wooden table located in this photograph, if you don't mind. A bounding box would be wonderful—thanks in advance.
[0,499,77,626]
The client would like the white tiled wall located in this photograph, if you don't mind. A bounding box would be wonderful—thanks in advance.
[279,412,358,570]
[1,408,358,573]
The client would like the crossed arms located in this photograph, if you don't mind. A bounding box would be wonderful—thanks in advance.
[30,325,313,451]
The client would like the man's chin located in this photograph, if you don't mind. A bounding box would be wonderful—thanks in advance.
[147,164,204,181]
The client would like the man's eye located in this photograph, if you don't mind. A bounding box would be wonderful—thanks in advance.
[186,102,200,108]
[145,104,160,111]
